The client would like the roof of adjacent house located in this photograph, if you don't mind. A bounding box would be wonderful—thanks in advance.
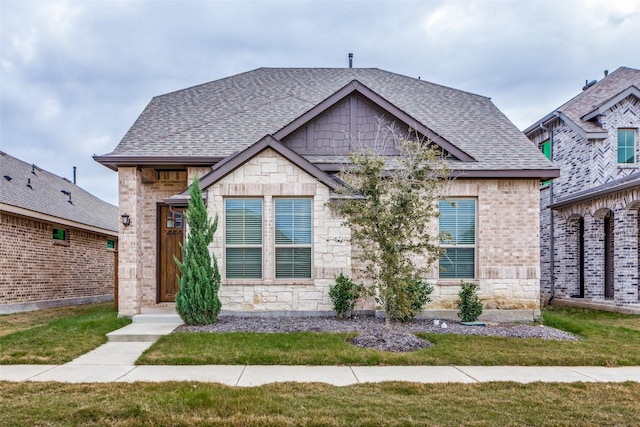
[524,67,640,136]
[0,151,118,234]
[550,171,640,209]
[95,68,557,176]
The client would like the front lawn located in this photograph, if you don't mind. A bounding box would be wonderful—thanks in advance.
[138,306,640,366]
[0,303,130,364]
[1,381,639,426]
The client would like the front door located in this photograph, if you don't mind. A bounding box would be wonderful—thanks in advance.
[159,205,185,302]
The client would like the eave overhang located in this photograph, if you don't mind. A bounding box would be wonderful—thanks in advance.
[450,169,560,179]
[549,174,640,209]
[0,202,118,236]
[93,155,223,171]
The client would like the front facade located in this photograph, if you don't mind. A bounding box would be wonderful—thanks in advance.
[0,151,119,314]
[525,67,640,309]
[96,68,558,320]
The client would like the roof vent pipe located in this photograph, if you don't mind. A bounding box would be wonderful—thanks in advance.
[73,166,76,184]
[604,69,609,77]
[348,53,353,68]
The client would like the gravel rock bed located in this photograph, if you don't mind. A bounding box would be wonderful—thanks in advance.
[177,316,577,352]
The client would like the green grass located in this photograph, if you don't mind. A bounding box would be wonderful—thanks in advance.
[0,303,130,364]
[139,306,640,366]
[1,381,639,426]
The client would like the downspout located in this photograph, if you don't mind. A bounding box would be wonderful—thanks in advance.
[539,121,555,304]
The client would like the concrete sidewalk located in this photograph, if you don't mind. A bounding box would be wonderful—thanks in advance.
[3,361,640,385]
[2,312,640,385]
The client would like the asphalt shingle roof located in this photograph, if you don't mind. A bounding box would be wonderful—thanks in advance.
[1,151,118,233]
[101,67,555,172]
[528,67,640,134]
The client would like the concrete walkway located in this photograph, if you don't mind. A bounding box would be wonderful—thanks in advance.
[2,311,640,385]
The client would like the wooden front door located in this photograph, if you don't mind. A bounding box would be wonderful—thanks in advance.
[159,205,185,302]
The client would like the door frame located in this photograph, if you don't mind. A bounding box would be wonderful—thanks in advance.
[156,204,186,303]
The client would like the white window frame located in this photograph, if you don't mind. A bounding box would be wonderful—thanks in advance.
[438,198,476,280]
[224,198,263,279]
[274,197,313,279]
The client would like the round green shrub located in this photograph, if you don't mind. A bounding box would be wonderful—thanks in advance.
[456,282,483,322]
[329,274,363,319]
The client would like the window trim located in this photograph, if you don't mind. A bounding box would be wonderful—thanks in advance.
[438,198,477,280]
[617,128,636,165]
[224,197,264,280]
[274,197,313,280]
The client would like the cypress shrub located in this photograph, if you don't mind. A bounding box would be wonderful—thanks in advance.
[175,176,221,325]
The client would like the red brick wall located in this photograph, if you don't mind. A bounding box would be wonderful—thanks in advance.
[0,211,116,308]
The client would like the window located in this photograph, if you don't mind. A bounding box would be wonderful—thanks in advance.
[275,198,312,278]
[439,199,476,279]
[541,139,551,160]
[225,199,262,279]
[540,139,551,187]
[52,228,66,241]
[618,129,636,164]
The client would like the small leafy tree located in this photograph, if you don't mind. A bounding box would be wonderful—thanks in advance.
[330,122,450,325]
[175,176,221,325]
[457,282,483,322]
[329,273,364,319]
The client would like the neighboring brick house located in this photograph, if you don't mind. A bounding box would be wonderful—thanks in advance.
[0,151,118,314]
[95,68,558,320]
[524,66,640,310]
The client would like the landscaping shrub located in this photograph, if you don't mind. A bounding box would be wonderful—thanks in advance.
[329,274,363,319]
[457,282,483,322]
[386,277,433,323]
[175,176,221,325]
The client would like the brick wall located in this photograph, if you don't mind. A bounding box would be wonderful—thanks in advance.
[117,167,188,316]
[428,179,541,313]
[0,211,116,311]
[529,94,640,306]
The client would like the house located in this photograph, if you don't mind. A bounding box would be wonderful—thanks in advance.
[524,66,640,311]
[95,67,558,321]
[0,151,119,314]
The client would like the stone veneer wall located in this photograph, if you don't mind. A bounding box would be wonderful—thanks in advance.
[0,210,116,313]
[208,154,541,316]
[207,148,352,312]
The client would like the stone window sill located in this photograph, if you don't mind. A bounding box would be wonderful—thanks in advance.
[223,279,314,286]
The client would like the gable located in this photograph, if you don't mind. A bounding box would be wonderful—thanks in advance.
[274,79,475,163]
[582,86,640,122]
[197,136,341,193]
[282,94,404,156]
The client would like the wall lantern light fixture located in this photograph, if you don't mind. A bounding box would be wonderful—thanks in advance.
[121,212,131,227]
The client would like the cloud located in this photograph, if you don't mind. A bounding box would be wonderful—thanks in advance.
[1,0,639,206]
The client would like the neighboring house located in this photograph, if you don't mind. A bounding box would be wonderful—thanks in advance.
[524,66,640,310]
[95,68,558,320]
[0,151,118,314]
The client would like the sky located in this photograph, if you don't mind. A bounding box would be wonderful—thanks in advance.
[1,0,639,206]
